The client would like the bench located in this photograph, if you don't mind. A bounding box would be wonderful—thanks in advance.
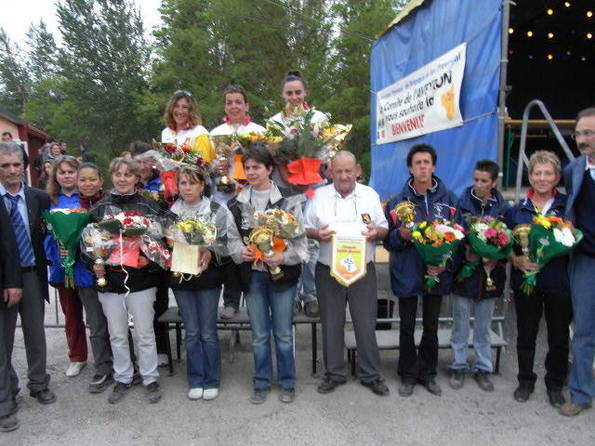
[158,307,320,376]
[345,324,507,376]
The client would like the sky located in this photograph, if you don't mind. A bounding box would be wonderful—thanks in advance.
[0,0,163,48]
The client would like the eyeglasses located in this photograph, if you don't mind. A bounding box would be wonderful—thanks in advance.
[571,129,595,139]
[174,90,192,97]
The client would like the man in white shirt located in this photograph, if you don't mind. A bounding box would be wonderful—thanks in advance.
[304,151,389,396]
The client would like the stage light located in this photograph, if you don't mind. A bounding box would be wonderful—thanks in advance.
[547,54,554,60]
[527,30,533,37]
[566,50,572,56]
[588,33,593,39]
[528,55,534,60]
[508,27,514,34]
[508,49,514,55]
[547,9,553,15]
[564,2,570,7]
[581,56,587,62]
[587,11,593,18]
[548,32,554,39]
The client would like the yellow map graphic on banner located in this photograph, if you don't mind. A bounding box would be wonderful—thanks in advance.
[330,234,367,287]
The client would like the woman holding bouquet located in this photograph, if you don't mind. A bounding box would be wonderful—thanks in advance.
[161,90,214,162]
[169,165,233,401]
[505,150,572,408]
[269,71,328,318]
[89,157,171,405]
[210,84,266,320]
[44,155,89,378]
[449,160,509,392]
[227,145,308,404]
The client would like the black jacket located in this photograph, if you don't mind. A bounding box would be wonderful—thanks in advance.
[0,200,23,306]
[89,190,173,294]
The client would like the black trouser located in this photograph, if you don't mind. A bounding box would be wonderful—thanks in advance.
[153,273,170,355]
[398,294,442,383]
[316,262,382,383]
[222,262,241,309]
[513,289,572,390]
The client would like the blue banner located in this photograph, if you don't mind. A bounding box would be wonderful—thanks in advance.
[370,0,502,199]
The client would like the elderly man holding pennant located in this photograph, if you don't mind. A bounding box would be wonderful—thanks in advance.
[304,151,389,396]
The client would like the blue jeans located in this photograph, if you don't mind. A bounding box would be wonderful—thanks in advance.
[449,295,496,373]
[173,288,221,389]
[568,252,595,405]
[245,271,296,390]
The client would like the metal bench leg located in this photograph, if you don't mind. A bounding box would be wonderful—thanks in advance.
[350,350,356,377]
[495,346,502,374]
[229,329,238,363]
[165,323,174,376]
[175,323,182,360]
[311,322,317,376]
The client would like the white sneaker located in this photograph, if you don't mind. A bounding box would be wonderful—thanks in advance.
[203,388,219,401]
[65,361,86,377]
[157,354,169,367]
[188,388,203,400]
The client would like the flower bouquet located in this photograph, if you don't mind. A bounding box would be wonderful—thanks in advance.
[81,224,115,287]
[43,208,90,288]
[167,217,218,279]
[152,139,212,199]
[411,220,465,290]
[248,208,304,280]
[514,214,583,294]
[456,217,513,289]
[268,108,351,195]
[97,210,151,237]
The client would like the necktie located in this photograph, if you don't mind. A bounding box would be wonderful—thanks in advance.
[6,194,36,266]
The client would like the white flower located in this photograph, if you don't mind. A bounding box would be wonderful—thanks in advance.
[553,227,575,247]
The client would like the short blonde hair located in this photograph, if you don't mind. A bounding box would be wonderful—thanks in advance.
[528,150,561,176]
[109,157,140,178]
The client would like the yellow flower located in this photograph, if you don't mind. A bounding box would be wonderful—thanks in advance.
[412,231,422,240]
[534,215,551,229]
[419,221,427,229]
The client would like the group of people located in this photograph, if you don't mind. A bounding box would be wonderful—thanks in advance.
[0,70,593,433]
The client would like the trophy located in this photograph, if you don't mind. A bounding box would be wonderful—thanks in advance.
[482,258,496,291]
[249,226,284,280]
[82,225,113,287]
[512,224,531,257]
[394,201,416,228]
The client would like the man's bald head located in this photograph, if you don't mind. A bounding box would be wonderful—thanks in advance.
[331,150,360,197]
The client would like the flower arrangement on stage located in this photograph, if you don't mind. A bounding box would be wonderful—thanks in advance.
[456,217,513,289]
[513,214,583,294]
[411,219,465,290]
[43,208,90,288]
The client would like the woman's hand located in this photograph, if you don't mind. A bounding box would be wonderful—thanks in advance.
[93,263,105,279]
[199,249,212,270]
[511,255,538,274]
[241,246,255,262]
[263,251,284,269]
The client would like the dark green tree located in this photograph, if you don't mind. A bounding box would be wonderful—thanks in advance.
[26,20,58,82]
[0,28,31,116]
[322,0,396,178]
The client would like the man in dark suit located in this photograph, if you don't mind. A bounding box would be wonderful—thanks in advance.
[0,184,24,432]
[560,107,595,417]
[0,142,55,411]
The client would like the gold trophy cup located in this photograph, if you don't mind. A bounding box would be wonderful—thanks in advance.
[394,201,416,228]
[512,224,531,257]
[249,226,284,280]
[482,258,496,291]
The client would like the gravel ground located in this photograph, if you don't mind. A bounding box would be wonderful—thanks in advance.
[5,288,594,446]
